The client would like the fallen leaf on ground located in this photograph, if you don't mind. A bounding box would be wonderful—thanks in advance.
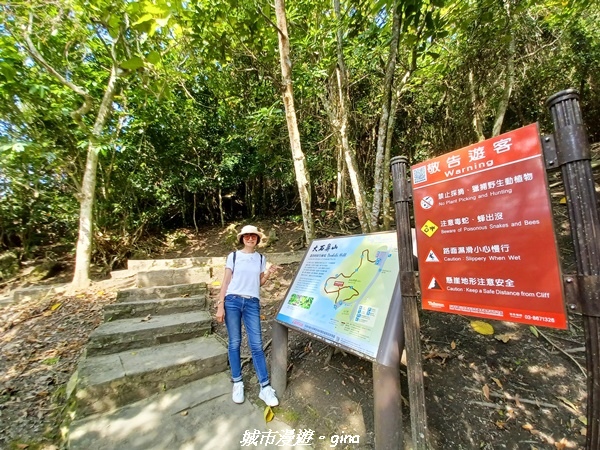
[451,340,456,349]
[141,315,152,322]
[482,384,490,401]
[424,350,450,363]
[530,326,539,337]
[491,377,503,388]
[495,333,511,343]
[554,438,568,449]
[471,320,494,335]
[264,406,274,423]
[180,410,188,416]
[557,396,579,413]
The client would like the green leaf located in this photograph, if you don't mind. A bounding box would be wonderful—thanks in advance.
[120,56,145,70]
[144,4,168,15]
[146,51,161,65]
[529,326,539,338]
[1,65,16,81]
[108,15,121,38]
[133,13,154,26]
[155,17,170,27]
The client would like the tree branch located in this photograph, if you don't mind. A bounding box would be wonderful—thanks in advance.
[257,6,284,37]
[23,12,92,127]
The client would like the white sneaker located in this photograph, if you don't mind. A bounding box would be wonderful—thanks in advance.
[259,385,279,407]
[232,381,244,404]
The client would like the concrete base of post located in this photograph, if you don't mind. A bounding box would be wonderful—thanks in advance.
[271,321,288,395]
[373,362,403,449]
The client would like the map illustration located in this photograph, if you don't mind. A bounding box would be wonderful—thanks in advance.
[276,232,399,359]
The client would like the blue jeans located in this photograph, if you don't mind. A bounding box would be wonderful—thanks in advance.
[224,294,270,387]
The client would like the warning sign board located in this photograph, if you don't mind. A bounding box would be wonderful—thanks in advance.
[411,123,566,329]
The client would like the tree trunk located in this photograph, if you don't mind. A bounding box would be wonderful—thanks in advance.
[275,0,314,244]
[336,68,371,233]
[332,0,371,233]
[469,70,486,142]
[193,193,199,233]
[382,87,399,231]
[492,3,515,137]
[335,142,345,219]
[218,187,225,227]
[371,0,401,231]
[72,64,119,288]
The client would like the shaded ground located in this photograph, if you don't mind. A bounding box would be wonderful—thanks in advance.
[0,219,590,449]
[211,261,587,450]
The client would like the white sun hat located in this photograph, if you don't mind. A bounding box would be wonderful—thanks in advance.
[237,225,266,245]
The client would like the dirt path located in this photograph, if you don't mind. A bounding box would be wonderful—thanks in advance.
[0,220,589,449]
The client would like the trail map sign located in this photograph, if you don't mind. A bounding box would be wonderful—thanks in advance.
[411,123,567,329]
[276,232,399,360]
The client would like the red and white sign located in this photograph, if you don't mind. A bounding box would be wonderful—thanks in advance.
[411,123,566,329]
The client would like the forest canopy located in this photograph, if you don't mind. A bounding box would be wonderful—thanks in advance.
[1,0,598,275]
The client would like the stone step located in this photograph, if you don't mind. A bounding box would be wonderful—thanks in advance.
[103,295,206,321]
[116,282,207,302]
[127,251,306,273]
[72,335,228,418]
[87,311,212,356]
[109,269,136,279]
[127,256,225,272]
[0,295,13,308]
[11,283,68,304]
[136,267,212,288]
[68,372,298,450]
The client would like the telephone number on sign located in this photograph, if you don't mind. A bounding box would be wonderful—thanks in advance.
[524,315,555,323]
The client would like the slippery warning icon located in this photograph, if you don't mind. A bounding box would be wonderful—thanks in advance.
[425,250,439,262]
[428,277,443,290]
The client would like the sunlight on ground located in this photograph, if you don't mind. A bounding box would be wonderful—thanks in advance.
[527,363,567,378]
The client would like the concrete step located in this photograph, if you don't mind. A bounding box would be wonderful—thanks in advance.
[116,282,207,302]
[127,251,306,273]
[136,267,212,288]
[127,256,225,272]
[87,311,212,356]
[69,372,299,450]
[109,269,136,279]
[0,295,13,308]
[72,336,228,418]
[103,295,206,321]
[11,283,68,303]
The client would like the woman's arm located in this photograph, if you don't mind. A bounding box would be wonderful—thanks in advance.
[260,265,280,286]
[216,268,233,323]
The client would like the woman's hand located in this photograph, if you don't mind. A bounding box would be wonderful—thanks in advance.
[216,302,225,323]
[268,264,282,275]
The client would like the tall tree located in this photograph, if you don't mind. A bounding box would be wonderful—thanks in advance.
[321,0,372,233]
[370,0,401,231]
[274,0,315,244]
[4,0,183,286]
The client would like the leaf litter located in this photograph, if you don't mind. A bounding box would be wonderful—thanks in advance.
[0,287,116,448]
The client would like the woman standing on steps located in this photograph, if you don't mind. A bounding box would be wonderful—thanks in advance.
[216,224,280,407]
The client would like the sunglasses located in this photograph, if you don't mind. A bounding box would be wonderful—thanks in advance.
[243,234,258,240]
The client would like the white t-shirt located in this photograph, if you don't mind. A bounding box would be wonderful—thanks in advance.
[225,251,266,299]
